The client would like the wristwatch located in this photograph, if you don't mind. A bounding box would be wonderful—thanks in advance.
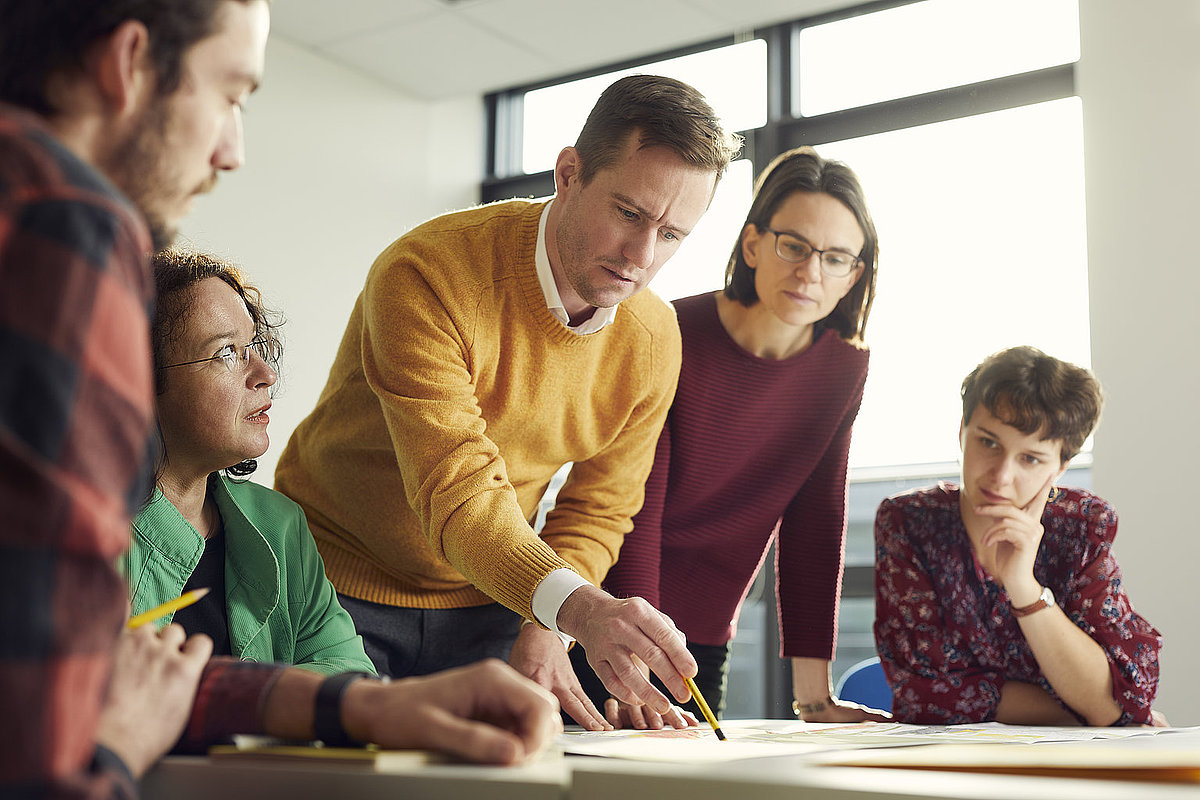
[314,671,373,747]
[1011,585,1055,618]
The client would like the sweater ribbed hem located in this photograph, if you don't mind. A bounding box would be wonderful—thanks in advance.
[316,537,494,609]
[315,534,572,618]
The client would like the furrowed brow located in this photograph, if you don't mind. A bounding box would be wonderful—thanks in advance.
[614,192,692,237]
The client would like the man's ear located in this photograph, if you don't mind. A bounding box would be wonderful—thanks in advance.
[91,20,155,116]
[554,146,582,196]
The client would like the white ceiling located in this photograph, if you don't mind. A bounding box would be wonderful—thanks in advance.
[269,0,859,100]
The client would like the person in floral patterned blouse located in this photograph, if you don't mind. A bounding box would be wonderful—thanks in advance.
[874,346,1164,726]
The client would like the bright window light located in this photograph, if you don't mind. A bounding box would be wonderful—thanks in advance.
[648,159,754,303]
[522,40,766,175]
[798,0,1079,116]
[819,97,1089,470]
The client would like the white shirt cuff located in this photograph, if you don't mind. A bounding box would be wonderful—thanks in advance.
[531,568,589,648]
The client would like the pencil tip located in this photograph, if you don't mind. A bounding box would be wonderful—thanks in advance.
[715,728,726,741]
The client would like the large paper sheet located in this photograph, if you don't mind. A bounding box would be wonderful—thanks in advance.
[558,719,1181,763]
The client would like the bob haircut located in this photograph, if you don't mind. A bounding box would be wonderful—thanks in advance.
[960,346,1103,464]
[724,147,879,345]
[0,0,261,115]
[573,74,742,186]
[150,248,282,480]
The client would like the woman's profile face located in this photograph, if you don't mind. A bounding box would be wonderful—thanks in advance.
[959,404,1064,512]
[156,276,277,477]
[741,191,864,330]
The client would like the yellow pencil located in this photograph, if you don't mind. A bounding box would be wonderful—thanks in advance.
[126,588,210,629]
[684,675,725,741]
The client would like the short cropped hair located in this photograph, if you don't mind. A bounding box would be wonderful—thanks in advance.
[151,249,282,479]
[574,74,742,185]
[961,346,1103,464]
[725,147,879,345]
[0,0,257,115]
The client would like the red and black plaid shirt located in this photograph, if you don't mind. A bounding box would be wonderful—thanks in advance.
[0,104,282,799]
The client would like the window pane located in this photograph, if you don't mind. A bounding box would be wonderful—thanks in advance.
[818,97,1089,469]
[832,596,878,684]
[798,0,1079,116]
[727,592,769,718]
[522,40,766,175]
[649,158,753,302]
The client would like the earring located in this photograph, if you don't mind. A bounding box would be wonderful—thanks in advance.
[1047,486,1059,502]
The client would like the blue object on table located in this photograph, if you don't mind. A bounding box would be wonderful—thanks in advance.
[834,656,892,713]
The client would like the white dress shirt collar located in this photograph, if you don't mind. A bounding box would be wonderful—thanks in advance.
[535,200,619,335]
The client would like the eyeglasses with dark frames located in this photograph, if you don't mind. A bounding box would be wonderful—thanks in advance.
[162,337,277,374]
[766,229,862,278]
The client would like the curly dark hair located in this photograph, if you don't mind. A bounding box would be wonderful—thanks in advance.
[151,248,282,481]
[961,346,1103,464]
[0,0,262,115]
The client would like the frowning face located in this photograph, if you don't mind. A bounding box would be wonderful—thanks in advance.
[549,132,716,321]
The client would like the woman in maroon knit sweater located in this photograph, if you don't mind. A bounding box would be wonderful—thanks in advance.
[572,147,888,728]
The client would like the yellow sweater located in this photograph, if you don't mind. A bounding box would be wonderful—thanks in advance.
[275,200,681,621]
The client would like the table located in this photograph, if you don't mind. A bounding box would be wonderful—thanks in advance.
[142,724,1200,799]
[569,756,1200,800]
[141,753,570,800]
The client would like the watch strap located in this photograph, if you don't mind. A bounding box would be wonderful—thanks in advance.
[314,671,372,747]
[1011,586,1054,618]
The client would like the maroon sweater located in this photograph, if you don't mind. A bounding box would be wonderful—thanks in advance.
[603,292,868,657]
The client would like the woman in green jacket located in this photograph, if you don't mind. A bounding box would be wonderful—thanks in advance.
[121,250,374,676]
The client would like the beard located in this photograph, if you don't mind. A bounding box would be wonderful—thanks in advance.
[554,200,636,311]
[102,98,214,253]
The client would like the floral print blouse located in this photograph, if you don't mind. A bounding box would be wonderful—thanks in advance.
[874,483,1161,725]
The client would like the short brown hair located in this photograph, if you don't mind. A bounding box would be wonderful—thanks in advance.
[961,346,1102,463]
[573,74,742,185]
[0,0,260,115]
[725,147,879,345]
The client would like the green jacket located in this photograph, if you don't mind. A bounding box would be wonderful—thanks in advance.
[123,475,376,676]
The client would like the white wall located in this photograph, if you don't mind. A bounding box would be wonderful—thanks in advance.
[178,36,483,480]
[1078,0,1200,724]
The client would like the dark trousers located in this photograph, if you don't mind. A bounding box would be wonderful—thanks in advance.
[337,594,523,678]
[569,637,732,719]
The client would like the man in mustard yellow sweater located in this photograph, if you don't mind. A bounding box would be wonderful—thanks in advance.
[276,75,741,730]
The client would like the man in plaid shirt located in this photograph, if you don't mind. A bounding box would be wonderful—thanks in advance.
[0,2,559,796]
[0,2,279,795]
